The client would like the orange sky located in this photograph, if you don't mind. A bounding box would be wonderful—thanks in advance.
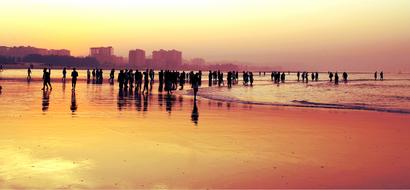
[0,0,409,71]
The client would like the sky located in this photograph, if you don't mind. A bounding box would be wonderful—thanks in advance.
[0,0,409,71]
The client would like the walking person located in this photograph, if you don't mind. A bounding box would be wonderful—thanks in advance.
[71,68,79,90]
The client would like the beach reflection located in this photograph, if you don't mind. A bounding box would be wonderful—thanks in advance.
[70,91,77,113]
[42,90,51,112]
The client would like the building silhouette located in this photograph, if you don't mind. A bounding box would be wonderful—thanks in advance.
[90,46,124,65]
[129,49,146,68]
[0,46,70,57]
[152,49,182,69]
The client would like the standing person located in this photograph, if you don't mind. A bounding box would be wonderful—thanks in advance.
[87,69,91,82]
[192,73,199,101]
[343,72,348,83]
[380,71,384,81]
[179,71,186,90]
[297,72,300,81]
[27,67,32,81]
[374,71,378,80]
[41,68,52,90]
[335,72,339,85]
[109,69,115,84]
[142,70,149,93]
[71,68,79,90]
[249,72,254,86]
[315,72,319,81]
[92,69,96,83]
[311,72,314,81]
[329,72,333,82]
[281,72,285,83]
[227,71,232,88]
[118,70,125,90]
[62,67,67,82]
[208,71,212,86]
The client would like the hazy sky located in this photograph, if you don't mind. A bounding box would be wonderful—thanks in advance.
[1,0,409,71]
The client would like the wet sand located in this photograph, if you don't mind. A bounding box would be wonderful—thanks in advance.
[0,79,410,188]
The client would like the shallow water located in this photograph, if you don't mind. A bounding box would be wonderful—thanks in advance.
[1,69,409,114]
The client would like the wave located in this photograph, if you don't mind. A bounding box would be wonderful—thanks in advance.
[191,91,410,114]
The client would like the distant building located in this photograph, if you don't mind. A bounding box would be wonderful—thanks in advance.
[129,49,145,68]
[0,46,71,57]
[89,46,115,64]
[48,49,70,56]
[190,58,205,65]
[152,49,182,69]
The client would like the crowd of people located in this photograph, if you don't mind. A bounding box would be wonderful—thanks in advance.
[0,65,390,97]
[35,68,389,93]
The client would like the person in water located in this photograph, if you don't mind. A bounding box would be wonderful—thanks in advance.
[334,72,339,85]
[374,71,378,80]
[62,67,67,82]
[71,68,79,90]
[41,68,52,90]
[342,72,348,83]
[27,67,32,81]
[192,72,200,101]
[380,71,384,81]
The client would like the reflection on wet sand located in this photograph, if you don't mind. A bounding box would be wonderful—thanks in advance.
[42,90,51,112]
[191,101,199,125]
[70,90,77,113]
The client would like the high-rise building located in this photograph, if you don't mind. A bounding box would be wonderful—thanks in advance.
[129,49,145,68]
[152,49,182,69]
[90,46,114,64]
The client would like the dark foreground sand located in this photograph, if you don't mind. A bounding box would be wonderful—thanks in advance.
[0,80,410,188]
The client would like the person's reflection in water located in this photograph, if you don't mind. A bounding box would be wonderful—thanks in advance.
[191,101,199,125]
[117,89,125,111]
[135,92,142,112]
[143,93,149,112]
[42,89,51,112]
[70,90,77,113]
[158,93,163,108]
[165,94,176,113]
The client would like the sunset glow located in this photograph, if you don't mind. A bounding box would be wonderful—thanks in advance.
[1,0,410,71]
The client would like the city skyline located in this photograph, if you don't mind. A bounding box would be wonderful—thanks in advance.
[1,0,410,72]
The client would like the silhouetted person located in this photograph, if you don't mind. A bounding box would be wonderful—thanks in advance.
[71,68,78,90]
[118,70,125,90]
[297,72,300,81]
[342,72,348,83]
[315,72,319,81]
[334,72,339,85]
[62,67,67,82]
[110,69,115,84]
[374,71,378,80]
[179,71,186,90]
[380,71,384,81]
[249,72,254,86]
[92,69,96,83]
[281,72,285,83]
[27,67,32,81]
[41,68,52,90]
[192,73,200,101]
[208,71,212,86]
[87,69,91,83]
[329,72,333,82]
[142,70,149,94]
